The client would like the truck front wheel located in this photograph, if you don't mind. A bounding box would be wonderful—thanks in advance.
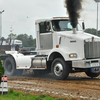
[51,58,69,80]
[4,57,23,76]
[85,70,99,78]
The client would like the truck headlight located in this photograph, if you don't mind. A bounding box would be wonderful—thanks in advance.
[69,53,77,58]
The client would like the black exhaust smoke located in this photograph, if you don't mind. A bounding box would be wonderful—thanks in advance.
[65,0,82,28]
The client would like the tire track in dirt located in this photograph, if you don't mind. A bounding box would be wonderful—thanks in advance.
[7,73,100,100]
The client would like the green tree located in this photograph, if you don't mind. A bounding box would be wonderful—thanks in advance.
[33,38,36,47]
[7,33,17,39]
[0,58,5,80]
[28,35,34,47]
[16,34,36,47]
[17,34,28,47]
[1,37,6,40]
[98,30,100,37]
[84,28,97,36]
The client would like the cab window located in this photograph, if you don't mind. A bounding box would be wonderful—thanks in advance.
[39,22,51,33]
[52,20,73,31]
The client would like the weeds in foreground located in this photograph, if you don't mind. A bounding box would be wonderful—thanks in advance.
[0,89,71,100]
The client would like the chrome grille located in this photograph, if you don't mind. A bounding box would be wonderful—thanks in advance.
[84,41,100,58]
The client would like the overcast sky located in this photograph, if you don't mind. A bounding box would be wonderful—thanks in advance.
[0,0,100,38]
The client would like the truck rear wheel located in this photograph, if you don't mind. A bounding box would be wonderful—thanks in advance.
[4,57,23,76]
[85,71,99,78]
[51,58,69,80]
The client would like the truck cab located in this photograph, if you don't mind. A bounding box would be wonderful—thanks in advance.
[0,39,23,54]
[11,39,23,51]
[36,17,75,55]
[1,17,100,80]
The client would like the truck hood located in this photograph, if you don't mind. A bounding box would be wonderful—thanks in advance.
[55,31,100,41]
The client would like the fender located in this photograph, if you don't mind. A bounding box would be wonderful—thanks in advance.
[47,47,83,61]
[2,53,22,69]
[5,51,20,66]
[5,51,36,69]
[47,47,73,61]
[0,54,17,69]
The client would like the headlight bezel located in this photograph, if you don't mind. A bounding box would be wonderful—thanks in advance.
[69,53,77,58]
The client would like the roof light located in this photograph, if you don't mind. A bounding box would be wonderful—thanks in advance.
[53,17,68,19]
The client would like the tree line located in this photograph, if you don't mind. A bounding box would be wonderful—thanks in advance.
[1,28,100,47]
[1,33,36,47]
[84,28,100,37]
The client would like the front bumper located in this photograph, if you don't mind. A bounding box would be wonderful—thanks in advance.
[72,58,100,68]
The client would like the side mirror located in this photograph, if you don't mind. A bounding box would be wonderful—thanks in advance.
[46,22,51,32]
[82,22,85,30]
[15,45,19,51]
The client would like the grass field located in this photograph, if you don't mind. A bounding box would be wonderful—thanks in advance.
[0,90,70,100]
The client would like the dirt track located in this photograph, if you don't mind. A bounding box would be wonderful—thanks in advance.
[7,72,100,100]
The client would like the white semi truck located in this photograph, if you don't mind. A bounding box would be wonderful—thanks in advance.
[1,17,100,79]
[0,39,23,53]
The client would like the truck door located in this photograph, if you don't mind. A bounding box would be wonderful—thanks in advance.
[39,21,53,50]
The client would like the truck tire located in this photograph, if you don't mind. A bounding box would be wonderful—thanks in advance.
[85,71,99,78]
[51,58,69,80]
[4,57,23,76]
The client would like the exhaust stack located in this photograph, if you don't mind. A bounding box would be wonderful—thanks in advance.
[65,0,82,34]
[73,28,77,34]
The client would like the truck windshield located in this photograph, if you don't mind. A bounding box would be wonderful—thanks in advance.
[18,44,23,48]
[52,20,78,31]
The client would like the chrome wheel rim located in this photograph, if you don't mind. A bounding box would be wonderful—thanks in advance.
[54,63,63,76]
